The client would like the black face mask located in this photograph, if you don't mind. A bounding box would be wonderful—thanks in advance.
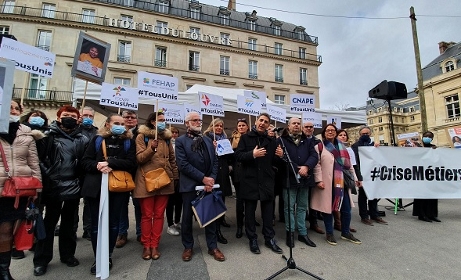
[60,117,78,130]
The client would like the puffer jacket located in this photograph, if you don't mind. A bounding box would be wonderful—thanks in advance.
[133,125,178,198]
[81,127,137,198]
[0,124,41,195]
[39,121,89,202]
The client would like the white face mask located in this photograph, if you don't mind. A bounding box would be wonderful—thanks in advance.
[9,115,20,123]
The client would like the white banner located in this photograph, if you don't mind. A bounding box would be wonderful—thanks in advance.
[100,83,138,110]
[359,146,461,199]
[302,112,322,128]
[326,115,341,129]
[266,104,286,123]
[237,95,261,117]
[158,102,185,124]
[199,92,224,117]
[244,90,266,108]
[137,71,178,101]
[0,37,56,78]
[290,93,315,113]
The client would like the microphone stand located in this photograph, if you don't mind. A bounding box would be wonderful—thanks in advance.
[265,132,323,280]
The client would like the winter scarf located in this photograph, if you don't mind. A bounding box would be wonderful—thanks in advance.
[187,129,204,152]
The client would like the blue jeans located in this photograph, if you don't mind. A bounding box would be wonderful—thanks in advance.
[283,187,308,235]
[118,193,141,237]
[323,190,352,235]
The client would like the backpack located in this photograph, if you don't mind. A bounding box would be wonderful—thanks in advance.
[95,135,130,153]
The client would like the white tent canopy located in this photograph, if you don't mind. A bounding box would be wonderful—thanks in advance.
[73,79,366,125]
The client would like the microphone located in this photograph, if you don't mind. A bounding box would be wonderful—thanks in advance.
[272,127,284,132]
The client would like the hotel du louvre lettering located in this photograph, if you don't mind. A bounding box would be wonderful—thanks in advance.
[106,18,232,46]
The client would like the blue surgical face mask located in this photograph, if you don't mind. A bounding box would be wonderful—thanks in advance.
[82,117,93,126]
[111,125,126,135]
[157,121,166,131]
[422,137,432,144]
[29,116,45,127]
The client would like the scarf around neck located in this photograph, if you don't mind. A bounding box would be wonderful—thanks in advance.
[187,129,204,152]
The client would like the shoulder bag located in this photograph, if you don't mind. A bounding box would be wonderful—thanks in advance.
[101,139,135,192]
[0,143,42,208]
[141,137,171,192]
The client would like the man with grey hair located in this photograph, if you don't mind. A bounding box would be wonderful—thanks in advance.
[352,126,387,225]
[175,111,224,262]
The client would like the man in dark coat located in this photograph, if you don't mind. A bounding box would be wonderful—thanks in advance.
[277,118,318,248]
[235,113,284,254]
[33,106,89,277]
[352,126,387,226]
[175,112,224,262]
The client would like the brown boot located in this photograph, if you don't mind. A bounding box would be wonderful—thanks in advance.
[115,234,127,248]
[333,211,341,231]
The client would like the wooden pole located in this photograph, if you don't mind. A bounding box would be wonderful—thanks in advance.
[117,107,121,115]
[81,80,89,114]
[248,115,252,129]
[19,76,28,106]
[212,115,216,141]
[155,99,159,140]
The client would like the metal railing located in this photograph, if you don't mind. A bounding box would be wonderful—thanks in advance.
[35,45,50,51]
[154,59,167,67]
[220,69,230,76]
[275,77,284,83]
[249,74,258,79]
[189,65,199,71]
[300,80,308,85]
[13,88,73,103]
[117,55,131,63]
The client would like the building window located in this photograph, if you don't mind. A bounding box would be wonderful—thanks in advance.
[275,64,283,82]
[274,43,282,55]
[379,127,383,131]
[220,33,230,45]
[118,41,132,63]
[1,0,14,13]
[368,119,374,125]
[155,47,167,67]
[409,107,415,112]
[0,26,9,34]
[445,61,455,72]
[273,26,281,36]
[121,14,133,22]
[28,74,47,100]
[248,60,258,79]
[410,116,415,122]
[378,117,383,123]
[274,94,285,104]
[248,20,256,31]
[158,1,169,14]
[248,38,257,51]
[82,9,95,23]
[401,117,404,123]
[122,0,134,6]
[155,21,168,34]
[190,7,200,20]
[299,47,306,59]
[220,56,230,76]
[297,30,304,40]
[446,94,460,118]
[220,14,229,25]
[114,77,131,85]
[41,3,56,18]
[300,68,307,85]
[36,30,52,51]
[189,51,200,71]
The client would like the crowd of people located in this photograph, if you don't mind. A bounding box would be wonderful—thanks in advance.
[0,103,441,279]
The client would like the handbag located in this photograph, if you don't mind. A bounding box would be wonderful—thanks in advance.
[141,167,171,193]
[191,191,227,228]
[343,169,357,195]
[101,139,135,192]
[0,143,42,208]
[13,199,38,250]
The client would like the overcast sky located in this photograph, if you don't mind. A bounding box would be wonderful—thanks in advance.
[205,0,461,109]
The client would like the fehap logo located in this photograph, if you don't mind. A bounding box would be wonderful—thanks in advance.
[112,86,126,97]
[201,94,211,106]
[143,78,150,85]
[245,98,254,107]
[250,92,259,99]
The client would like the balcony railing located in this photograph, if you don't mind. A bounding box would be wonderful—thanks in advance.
[154,59,166,67]
[249,74,258,79]
[300,80,308,85]
[117,55,131,63]
[13,88,73,103]
[189,65,199,71]
[0,5,322,63]
[220,69,230,76]
[275,77,284,83]
[35,45,50,51]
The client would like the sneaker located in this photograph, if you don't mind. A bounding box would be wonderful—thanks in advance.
[167,225,180,236]
[341,233,362,244]
[174,223,181,231]
[326,234,337,246]
[115,234,127,248]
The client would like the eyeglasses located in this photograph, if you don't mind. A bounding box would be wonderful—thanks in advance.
[189,119,202,123]
[325,129,336,133]
[123,116,137,120]
[304,126,314,129]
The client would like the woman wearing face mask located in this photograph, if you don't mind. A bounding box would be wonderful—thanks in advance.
[0,100,41,280]
[412,131,440,222]
[204,118,232,244]
[133,112,178,260]
[229,118,249,238]
[81,113,136,274]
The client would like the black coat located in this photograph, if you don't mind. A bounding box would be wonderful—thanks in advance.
[81,129,137,198]
[39,121,89,202]
[351,138,374,181]
[79,124,98,141]
[235,130,280,201]
[204,133,233,197]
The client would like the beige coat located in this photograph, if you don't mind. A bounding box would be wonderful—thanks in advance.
[0,124,41,195]
[133,125,178,198]
[310,143,357,214]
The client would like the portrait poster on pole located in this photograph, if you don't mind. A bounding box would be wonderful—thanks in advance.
[446,127,461,149]
[0,58,15,133]
[199,92,224,117]
[237,95,261,117]
[137,71,178,102]
[0,37,56,78]
[397,132,422,147]
[71,32,110,85]
[99,82,139,110]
